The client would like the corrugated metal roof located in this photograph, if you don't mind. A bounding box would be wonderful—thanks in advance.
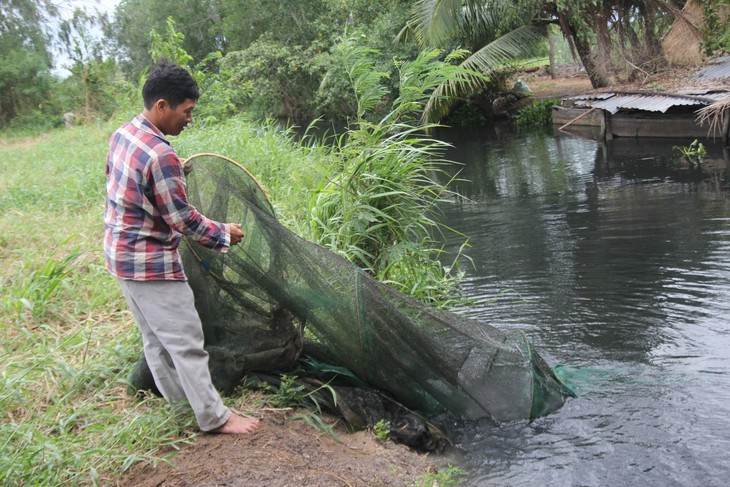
[568,92,615,101]
[566,91,728,114]
[696,55,730,80]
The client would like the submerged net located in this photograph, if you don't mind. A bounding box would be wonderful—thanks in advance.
[129,153,574,422]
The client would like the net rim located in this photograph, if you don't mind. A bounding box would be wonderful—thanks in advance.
[185,152,274,211]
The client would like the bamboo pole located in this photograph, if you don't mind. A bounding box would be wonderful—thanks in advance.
[559,107,598,133]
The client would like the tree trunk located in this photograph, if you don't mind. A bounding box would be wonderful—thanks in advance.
[549,34,556,79]
[593,6,613,87]
[641,7,665,66]
[559,13,611,88]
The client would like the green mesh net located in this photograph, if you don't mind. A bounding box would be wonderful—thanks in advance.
[128,153,574,423]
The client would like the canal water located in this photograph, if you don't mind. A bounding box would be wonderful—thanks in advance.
[433,126,730,486]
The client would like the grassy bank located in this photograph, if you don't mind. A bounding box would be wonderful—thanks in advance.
[2,124,182,484]
[0,120,324,484]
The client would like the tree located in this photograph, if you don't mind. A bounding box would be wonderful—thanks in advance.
[400,0,549,121]
[0,0,57,126]
[58,7,122,121]
[403,0,683,108]
[214,0,328,51]
[208,0,413,122]
[549,1,682,87]
[112,0,221,78]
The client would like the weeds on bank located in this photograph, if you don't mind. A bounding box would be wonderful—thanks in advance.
[372,419,391,441]
[515,98,559,130]
[415,465,466,487]
[247,374,341,441]
[305,42,471,307]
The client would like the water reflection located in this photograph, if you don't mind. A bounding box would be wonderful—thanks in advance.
[432,126,730,485]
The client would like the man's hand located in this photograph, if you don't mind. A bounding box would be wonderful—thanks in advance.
[228,223,244,246]
[181,158,193,175]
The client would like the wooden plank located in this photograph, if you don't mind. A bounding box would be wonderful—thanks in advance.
[552,107,604,127]
[558,108,598,132]
[609,113,710,138]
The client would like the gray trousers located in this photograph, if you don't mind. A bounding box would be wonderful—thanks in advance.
[118,278,231,431]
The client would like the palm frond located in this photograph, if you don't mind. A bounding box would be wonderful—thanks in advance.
[383,49,487,126]
[422,23,548,123]
[411,0,465,47]
[460,23,548,73]
[459,0,531,45]
[411,0,543,48]
[696,96,730,138]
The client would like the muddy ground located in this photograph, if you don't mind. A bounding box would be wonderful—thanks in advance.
[117,408,449,487]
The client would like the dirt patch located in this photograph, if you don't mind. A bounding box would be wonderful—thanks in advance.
[523,73,594,100]
[522,63,722,100]
[116,409,444,487]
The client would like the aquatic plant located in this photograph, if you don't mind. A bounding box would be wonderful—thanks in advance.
[672,139,706,167]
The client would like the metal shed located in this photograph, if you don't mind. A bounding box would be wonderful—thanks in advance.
[554,90,730,140]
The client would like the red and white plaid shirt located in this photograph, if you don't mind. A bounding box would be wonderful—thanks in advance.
[104,114,230,281]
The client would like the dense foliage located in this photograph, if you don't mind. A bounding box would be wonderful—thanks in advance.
[1,1,729,128]
[0,0,56,128]
[702,0,730,55]
[514,98,560,130]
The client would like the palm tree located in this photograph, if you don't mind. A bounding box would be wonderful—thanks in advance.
[399,0,549,121]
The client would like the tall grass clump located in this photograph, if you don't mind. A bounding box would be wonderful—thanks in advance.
[1,243,81,320]
[307,42,473,306]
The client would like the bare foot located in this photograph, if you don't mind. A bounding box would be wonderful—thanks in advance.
[211,412,260,434]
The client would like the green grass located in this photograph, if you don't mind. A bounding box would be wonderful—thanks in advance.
[0,124,262,485]
[173,117,332,233]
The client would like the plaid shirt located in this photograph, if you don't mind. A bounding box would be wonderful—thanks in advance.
[104,114,230,281]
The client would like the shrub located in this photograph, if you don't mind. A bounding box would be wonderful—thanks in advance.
[514,98,559,130]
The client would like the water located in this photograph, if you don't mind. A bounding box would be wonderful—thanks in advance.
[433,126,730,486]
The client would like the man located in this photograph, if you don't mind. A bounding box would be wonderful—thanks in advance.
[104,62,259,434]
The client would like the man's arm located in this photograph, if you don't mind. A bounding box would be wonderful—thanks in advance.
[150,151,235,250]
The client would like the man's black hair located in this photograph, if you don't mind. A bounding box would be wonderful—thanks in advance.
[142,62,200,110]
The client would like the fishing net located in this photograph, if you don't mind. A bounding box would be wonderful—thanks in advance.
[128,153,574,423]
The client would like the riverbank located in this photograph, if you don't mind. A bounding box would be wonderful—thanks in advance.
[117,408,450,486]
[0,124,458,487]
[521,62,725,102]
